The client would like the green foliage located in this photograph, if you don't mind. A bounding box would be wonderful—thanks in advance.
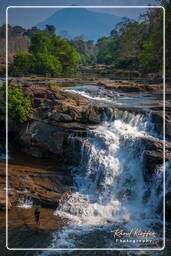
[44,82,62,91]
[8,87,32,122]
[8,2,171,77]
[34,53,62,77]
[23,26,40,36]
[29,31,53,55]
[45,24,56,34]
[52,37,80,74]
[95,7,165,76]
[96,37,118,65]
[30,31,79,74]
[0,86,32,125]
[70,38,96,65]
[62,105,69,112]
[44,82,55,88]
[10,28,80,77]
[9,53,34,76]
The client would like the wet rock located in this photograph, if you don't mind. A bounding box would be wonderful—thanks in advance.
[0,206,68,231]
[0,155,71,209]
[150,111,171,139]
[141,136,171,179]
[166,120,171,138]
[87,105,102,124]
[16,85,111,159]
[19,121,65,157]
[50,113,73,122]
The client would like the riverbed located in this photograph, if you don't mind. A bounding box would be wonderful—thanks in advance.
[0,80,171,255]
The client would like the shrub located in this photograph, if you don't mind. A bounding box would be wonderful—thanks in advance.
[62,105,69,112]
[9,52,33,76]
[0,86,32,124]
[8,87,32,122]
[44,82,62,92]
[33,53,62,77]
[44,82,54,88]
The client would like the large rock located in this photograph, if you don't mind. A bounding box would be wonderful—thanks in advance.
[20,121,65,157]
[0,155,72,209]
[140,136,171,179]
[150,110,171,139]
[16,86,112,160]
[0,206,68,231]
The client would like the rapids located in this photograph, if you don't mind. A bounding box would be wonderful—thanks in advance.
[50,105,164,249]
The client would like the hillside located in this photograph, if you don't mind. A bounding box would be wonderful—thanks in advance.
[37,8,121,40]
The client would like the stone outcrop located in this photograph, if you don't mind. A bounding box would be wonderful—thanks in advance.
[1,81,170,218]
[150,110,171,139]
[0,206,67,231]
[0,155,72,210]
[141,136,171,179]
[17,85,111,160]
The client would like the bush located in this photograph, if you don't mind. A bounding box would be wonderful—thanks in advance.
[0,86,32,125]
[9,87,32,123]
[44,82,62,91]
[9,52,34,76]
[62,105,69,112]
[33,53,62,77]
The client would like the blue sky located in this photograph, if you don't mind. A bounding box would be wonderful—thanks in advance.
[1,0,161,28]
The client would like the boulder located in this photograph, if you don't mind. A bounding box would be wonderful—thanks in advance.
[87,105,102,124]
[141,136,171,179]
[150,111,171,139]
[16,86,112,160]
[19,121,65,157]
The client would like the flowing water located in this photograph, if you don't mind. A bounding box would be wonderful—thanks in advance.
[5,84,170,254]
[37,86,166,250]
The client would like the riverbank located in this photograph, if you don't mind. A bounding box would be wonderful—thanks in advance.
[1,76,169,93]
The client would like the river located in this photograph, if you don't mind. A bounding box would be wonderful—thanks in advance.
[1,82,171,255]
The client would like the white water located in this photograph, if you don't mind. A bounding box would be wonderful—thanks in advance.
[51,111,163,249]
[17,196,33,209]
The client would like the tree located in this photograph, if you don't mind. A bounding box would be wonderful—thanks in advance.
[96,37,117,65]
[29,31,53,55]
[70,38,96,65]
[53,37,80,73]
[110,29,118,39]
[95,7,165,76]
[45,24,56,34]
[11,28,80,76]
[23,26,40,36]
[13,26,26,35]
[9,52,33,76]
[34,53,62,76]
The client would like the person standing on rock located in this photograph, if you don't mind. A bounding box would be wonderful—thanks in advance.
[34,207,40,225]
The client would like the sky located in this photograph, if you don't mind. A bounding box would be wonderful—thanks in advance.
[0,0,161,28]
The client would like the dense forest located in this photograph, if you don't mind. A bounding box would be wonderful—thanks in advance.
[0,0,170,77]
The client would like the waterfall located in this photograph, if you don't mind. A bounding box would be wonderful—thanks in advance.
[52,110,163,249]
